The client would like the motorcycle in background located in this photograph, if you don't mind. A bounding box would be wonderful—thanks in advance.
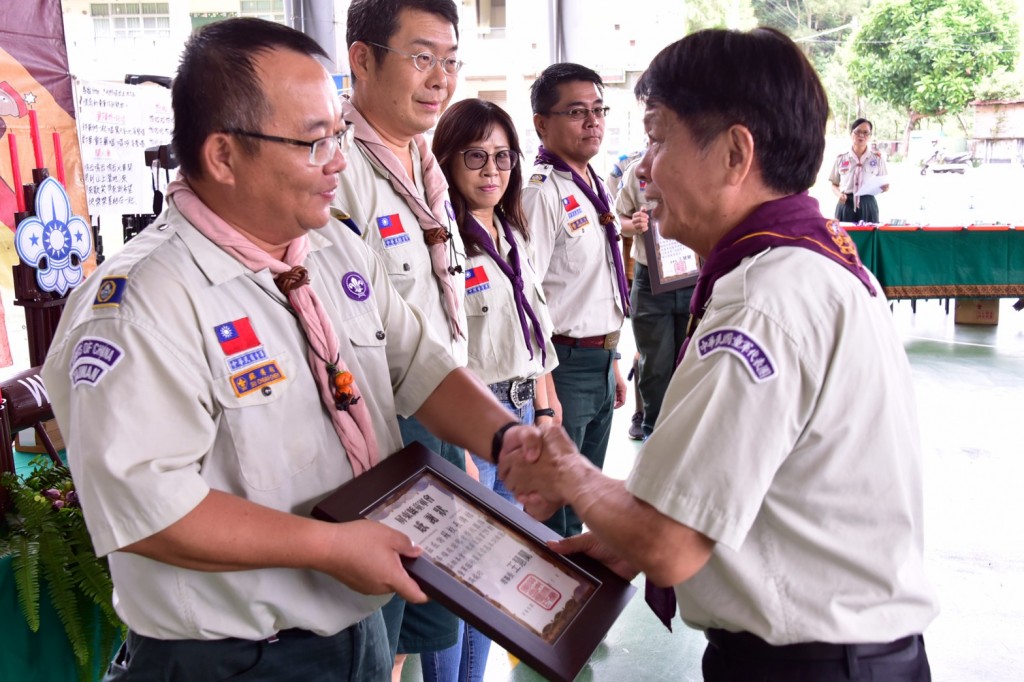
[920,148,972,175]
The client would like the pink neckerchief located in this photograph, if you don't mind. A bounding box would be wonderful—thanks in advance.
[167,178,379,475]
[343,100,464,342]
[850,147,871,211]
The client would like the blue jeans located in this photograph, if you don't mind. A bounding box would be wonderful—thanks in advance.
[103,613,390,682]
[459,397,533,682]
[545,345,614,537]
[630,264,693,437]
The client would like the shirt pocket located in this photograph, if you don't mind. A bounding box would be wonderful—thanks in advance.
[558,223,588,275]
[211,351,322,491]
[463,287,499,367]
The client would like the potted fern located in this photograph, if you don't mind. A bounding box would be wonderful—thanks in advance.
[1,456,124,681]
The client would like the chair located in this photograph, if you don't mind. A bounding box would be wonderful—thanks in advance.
[0,367,60,512]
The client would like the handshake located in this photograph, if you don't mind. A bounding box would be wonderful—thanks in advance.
[498,424,599,525]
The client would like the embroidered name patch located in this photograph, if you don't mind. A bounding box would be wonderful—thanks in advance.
[568,216,590,232]
[465,266,490,294]
[231,361,286,397]
[93,276,127,308]
[226,347,268,372]
[69,337,125,387]
[342,271,371,301]
[696,328,776,382]
[215,318,261,356]
[377,214,410,248]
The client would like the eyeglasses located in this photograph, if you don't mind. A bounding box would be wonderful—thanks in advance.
[548,106,611,121]
[365,41,463,75]
[460,148,519,171]
[224,127,351,166]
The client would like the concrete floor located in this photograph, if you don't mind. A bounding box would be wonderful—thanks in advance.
[402,298,1024,681]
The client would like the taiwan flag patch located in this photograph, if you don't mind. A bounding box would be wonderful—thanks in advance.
[465,266,491,295]
[562,195,580,212]
[215,318,261,356]
[377,214,411,248]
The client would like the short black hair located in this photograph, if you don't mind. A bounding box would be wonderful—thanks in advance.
[850,118,873,132]
[172,18,328,179]
[432,98,529,257]
[530,63,604,115]
[635,27,829,195]
[347,0,460,67]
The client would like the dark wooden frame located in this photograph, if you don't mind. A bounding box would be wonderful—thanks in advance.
[313,443,636,682]
[643,222,700,294]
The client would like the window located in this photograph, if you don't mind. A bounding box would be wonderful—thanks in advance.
[239,0,286,24]
[91,3,170,40]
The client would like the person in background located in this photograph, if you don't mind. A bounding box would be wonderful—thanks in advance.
[330,1,469,680]
[522,62,628,538]
[616,157,693,441]
[41,18,538,682]
[503,27,937,682]
[432,96,558,682]
[829,118,889,223]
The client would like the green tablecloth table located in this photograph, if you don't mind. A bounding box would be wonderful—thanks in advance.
[847,226,1024,299]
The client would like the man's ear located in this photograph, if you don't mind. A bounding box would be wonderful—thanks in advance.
[533,113,547,143]
[201,132,238,186]
[723,124,756,187]
[349,41,374,82]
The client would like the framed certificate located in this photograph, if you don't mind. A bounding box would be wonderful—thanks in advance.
[643,220,700,294]
[313,442,636,682]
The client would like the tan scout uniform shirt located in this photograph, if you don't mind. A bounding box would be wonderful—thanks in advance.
[627,248,938,644]
[42,204,457,641]
[614,161,655,267]
[521,163,625,337]
[462,216,557,385]
[331,120,468,366]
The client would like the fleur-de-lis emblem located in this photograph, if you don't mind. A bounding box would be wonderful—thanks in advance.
[15,177,93,296]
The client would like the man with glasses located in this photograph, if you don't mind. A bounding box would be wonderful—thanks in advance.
[42,18,538,681]
[522,63,628,538]
[330,1,471,679]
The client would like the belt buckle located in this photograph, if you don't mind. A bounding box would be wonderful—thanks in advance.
[509,378,527,408]
[603,330,621,351]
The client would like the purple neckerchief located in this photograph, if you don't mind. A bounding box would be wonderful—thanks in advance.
[535,146,630,315]
[675,192,876,368]
[462,212,547,366]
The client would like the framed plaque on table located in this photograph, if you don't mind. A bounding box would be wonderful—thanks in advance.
[313,442,636,682]
[643,220,700,294]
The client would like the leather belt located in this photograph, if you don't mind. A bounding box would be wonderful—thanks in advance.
[489,378,535,409]
[706,629,919,661]
[551,330,620,351]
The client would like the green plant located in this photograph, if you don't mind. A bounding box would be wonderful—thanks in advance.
[1,457,124,680]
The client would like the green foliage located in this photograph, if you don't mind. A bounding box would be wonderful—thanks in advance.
[1,457,124,681]
[974,67,1024,103]
[752,0,869,66]
[850,0,1019,118]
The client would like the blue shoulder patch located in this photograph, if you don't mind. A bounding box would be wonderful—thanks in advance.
[696,327,776,382]
[93,277,127,308]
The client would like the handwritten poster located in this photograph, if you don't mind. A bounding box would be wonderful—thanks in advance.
[75,79,172,213]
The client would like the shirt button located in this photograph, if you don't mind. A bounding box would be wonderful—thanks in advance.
[261,386,273,397]
[482,306,489,312]
[376,331,385,340]
[403,263,411,271]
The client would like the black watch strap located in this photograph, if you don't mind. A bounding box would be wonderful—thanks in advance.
[534,408,556,420]
[491,421,520,465]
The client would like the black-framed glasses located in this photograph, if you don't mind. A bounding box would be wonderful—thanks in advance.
[460,148,519,171]
[223,127,351,166]
[365,41,463,75]
[548,106,611,121]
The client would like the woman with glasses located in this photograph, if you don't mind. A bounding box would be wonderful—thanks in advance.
[432,98,557,682]
[829,118,889,223]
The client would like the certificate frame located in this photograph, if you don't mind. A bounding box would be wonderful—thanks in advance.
[313,442,636,682]
[643,221,700,294]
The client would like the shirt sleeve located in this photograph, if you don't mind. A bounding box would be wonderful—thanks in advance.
[522,180,564,280]
[828,155,842,186]
[625,303,815,551]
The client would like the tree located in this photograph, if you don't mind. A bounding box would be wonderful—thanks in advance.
[751,0,869,67]
[849,0,1019,154]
